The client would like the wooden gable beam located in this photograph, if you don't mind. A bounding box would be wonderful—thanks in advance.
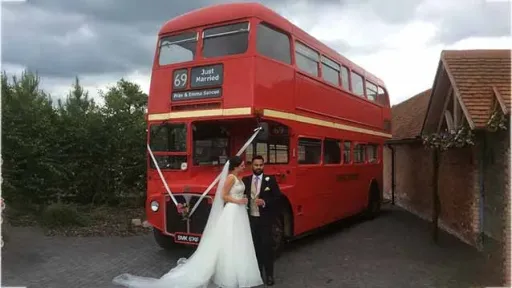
[492,86,509,115]
[421,60,444,135]
[445,110,454,131]
[453,87,461,128]
[440,57,475,129]
[437,86,453,133]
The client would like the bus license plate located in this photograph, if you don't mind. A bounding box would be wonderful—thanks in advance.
[174,232,201,245]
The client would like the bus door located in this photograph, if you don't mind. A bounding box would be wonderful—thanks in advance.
[321,138,346,222]
[348,142,370,213]
[295,136,331,233]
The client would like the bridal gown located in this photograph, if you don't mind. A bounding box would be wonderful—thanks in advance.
[112,165,263,288]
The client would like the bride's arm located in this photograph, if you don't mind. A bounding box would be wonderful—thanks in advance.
[222,175,245,205]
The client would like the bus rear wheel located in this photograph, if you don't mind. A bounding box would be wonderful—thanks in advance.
[365,183,381,219]
[153,228,179,250]
[272,215,285,258]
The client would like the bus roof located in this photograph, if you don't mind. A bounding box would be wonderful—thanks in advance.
[159,2,385,87]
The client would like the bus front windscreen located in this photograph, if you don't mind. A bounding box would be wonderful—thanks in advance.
[149,123,187,169]
[192,121,229,166]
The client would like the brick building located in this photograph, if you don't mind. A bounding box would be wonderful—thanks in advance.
[384,50,511,249]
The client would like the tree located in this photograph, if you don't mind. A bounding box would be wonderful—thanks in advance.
[1,71,148,209]
[98,79,147,204]
[1,71,62,207]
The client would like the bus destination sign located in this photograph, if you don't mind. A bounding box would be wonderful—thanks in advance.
[171,88,222,101]
[190,64,223,88]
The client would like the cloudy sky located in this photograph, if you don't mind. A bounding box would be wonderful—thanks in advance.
[2,0,511,105]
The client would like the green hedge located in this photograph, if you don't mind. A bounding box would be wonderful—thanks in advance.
[1,71,147,208]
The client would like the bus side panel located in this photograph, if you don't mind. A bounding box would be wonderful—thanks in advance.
[254,57,295,112]
[295,74,383,129]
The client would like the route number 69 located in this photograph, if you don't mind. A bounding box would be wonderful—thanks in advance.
[173,69,188,89]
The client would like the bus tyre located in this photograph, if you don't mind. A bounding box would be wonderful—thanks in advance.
[153,228,179,250]
[365,184,381,219]
[272,215,285,258]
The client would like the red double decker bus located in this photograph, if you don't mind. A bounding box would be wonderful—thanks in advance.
[145,2,392,252]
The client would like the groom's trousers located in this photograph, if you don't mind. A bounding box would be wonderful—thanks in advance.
[249,215,274,278]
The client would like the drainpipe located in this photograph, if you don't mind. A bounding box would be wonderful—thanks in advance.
[390,145,396,205]
[478,133,486,250]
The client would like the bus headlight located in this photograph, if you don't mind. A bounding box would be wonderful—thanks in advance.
[150,200,159,212]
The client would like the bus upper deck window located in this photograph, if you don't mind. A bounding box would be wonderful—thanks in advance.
[256,23,291,64]
[366,81,378,101]
[202,22,250,58]
[351,72,364,97]
[377,86,389,105]
[159,31,198,65]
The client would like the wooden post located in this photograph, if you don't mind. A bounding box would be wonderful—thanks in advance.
[432,148,440,242]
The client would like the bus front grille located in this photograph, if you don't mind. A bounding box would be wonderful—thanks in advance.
[165,194,212,235]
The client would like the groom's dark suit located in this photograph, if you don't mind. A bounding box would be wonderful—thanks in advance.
[243,173,282,283]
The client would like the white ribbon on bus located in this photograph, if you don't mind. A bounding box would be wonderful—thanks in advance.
[147,126,263,217]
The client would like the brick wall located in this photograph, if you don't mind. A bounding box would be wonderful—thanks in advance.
[384,141,480,246]
[383,146,392,199]
[482,129,510,285]
[438,145,479,245]
[482,130,510,242]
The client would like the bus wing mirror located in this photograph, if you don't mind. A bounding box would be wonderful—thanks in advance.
[256,122,269,141]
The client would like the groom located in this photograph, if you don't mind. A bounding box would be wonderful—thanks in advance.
[243,155,282,286]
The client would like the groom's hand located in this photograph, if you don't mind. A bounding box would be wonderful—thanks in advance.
[255,199,265,207]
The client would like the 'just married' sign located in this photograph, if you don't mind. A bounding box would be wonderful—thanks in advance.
[190,64,223,88]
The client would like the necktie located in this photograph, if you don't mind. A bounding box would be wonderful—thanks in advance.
[254,176,259,193]
[250,176,260,217]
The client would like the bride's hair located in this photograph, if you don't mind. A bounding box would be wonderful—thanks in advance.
[228,156,243,171]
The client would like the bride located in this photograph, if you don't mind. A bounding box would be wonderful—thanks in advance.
[112,155,263,288]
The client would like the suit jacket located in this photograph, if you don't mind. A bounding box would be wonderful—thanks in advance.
[242,173,282,223]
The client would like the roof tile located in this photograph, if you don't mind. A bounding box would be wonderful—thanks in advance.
[391,89,431,140]
[442,49,511,128]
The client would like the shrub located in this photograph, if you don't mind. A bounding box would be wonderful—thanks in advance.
[41,202,89,228]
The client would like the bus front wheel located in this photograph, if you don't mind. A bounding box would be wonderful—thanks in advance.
[153,228,179,250]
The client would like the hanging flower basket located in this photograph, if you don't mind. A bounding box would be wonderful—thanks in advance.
[422,125,475,151]
[486,109,508,132]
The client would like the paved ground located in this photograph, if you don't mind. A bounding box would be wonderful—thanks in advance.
[1,205,505,288]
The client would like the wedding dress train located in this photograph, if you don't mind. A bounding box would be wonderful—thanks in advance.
[112,162,263,288]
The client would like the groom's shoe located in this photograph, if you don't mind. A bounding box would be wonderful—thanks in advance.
[266,276,274,286]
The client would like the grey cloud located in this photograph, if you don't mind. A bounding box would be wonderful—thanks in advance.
[1,0,215,78]
[27,0,214,33]
[436,2,510,44]
[344,0,423,24]
[1,0,291,78]
[2,0,510,82]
